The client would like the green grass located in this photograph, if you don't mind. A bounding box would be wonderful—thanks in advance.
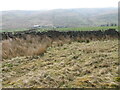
[0,28,28,32]
[37,26,118,32]
[55,26,118,31]
[0,26,118,32]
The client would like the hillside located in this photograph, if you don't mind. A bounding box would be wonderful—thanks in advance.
[1,8,118,30]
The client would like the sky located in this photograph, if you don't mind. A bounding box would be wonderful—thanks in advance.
[0,0,119,11]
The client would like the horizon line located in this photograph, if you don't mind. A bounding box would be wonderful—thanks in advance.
[0,7,118,12]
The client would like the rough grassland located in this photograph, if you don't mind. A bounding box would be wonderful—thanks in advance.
[2,39,119,88]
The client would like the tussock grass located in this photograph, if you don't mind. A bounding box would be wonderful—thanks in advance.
[2,34,74,59]
[2,39,119,88]
[1,32,119,88]
[2,33,117,59]
[2,35,52,59]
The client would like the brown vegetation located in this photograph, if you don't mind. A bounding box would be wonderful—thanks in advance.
[2,33,76,59]
[2,35,53,59]
[2,39,119,88]
[1,30,119,88]
[2,29,118,59]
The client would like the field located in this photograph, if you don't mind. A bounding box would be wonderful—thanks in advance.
[55,26,118,31]
[1,7,119,89]
[2,29,120,88]
[1,26,118,32]
[2,39,119,88]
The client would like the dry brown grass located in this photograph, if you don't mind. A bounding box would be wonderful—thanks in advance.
[2,35,53,59]
[2,34,118,59]
[2,34,73,59]
[2,39,118,88]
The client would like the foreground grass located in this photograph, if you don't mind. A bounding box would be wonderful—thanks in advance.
[2,39,119,88]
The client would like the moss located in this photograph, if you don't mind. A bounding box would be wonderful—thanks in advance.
[115,77,120,82]
[4,63,13,67]
[77,40,86,43]
[72,56,79,59]
[110,83,119,88]
[86,40,90,43]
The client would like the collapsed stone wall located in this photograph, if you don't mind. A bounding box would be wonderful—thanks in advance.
[1,29,119,41]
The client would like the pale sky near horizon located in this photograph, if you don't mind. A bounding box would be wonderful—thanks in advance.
[0,0,119,11]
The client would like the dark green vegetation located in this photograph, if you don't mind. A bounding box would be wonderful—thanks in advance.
[1,8,117,30]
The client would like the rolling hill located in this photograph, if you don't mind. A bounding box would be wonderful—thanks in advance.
[1,8,118,30]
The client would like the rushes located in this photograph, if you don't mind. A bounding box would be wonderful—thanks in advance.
[2,33,110,59]
[2,35,71,59]
[2,35,52,59]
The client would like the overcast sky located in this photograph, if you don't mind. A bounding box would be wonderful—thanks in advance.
[0,0,119,11]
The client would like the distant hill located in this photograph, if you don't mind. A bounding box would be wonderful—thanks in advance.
[1,8,118,30]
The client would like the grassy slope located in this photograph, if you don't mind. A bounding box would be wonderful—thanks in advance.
[55,26,118,31]
[2,39,119,88]
[0,28,27,32]
[2,8,117,30]
[1,26,118,32]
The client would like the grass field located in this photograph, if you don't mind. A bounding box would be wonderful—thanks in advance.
[0,26,118,32]
[0,28,27,32]
[2,39,119,88]
[1,26,119,88]
[55,26,118,31]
